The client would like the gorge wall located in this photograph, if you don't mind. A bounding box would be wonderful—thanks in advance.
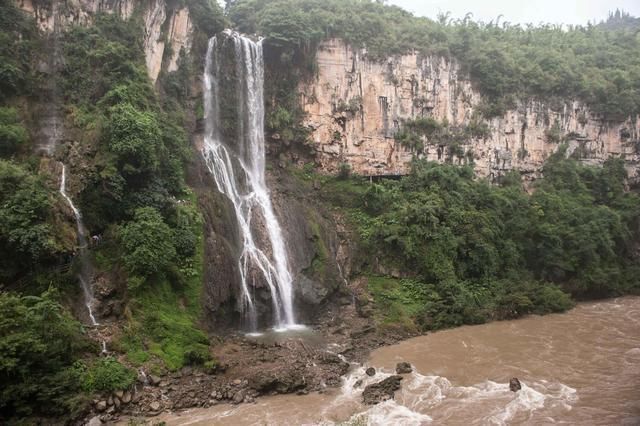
[16,0,194,83]
[301,39,640,181]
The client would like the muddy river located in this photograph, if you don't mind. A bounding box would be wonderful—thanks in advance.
[152,297,640,425]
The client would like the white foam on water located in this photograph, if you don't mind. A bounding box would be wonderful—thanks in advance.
[366,399,433,425]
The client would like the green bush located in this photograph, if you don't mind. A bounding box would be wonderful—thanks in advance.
[82,357,136,393]
[119,207,176,278]
[106,103,161,176]
[183,345,211,366]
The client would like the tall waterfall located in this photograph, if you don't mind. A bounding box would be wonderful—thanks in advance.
[59,164,98,326]
[203,31,298,330]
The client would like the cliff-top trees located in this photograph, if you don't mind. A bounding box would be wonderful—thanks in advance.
[229,0,640,119]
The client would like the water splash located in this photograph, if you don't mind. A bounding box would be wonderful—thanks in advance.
[59,163,98,326]
[202,31,298,330]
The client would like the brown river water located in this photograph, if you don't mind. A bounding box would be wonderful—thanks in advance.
[152,297,640,425]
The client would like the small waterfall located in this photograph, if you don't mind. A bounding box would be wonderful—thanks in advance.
[202,31,298,331]
[59,164,98,326]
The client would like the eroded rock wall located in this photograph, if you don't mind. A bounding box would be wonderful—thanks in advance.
[301,39,640,181]
[16,0,193,83]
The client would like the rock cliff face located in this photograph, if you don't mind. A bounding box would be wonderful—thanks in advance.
[301,39,640,181]
[16,0,193,83]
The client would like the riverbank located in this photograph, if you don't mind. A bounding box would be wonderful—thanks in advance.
[117,296,640,425]
[92,288,405,423]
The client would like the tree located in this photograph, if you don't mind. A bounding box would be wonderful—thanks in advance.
[106,103,161,177]
[119,207,176,278]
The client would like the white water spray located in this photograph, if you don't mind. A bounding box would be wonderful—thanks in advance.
[59,164,98,326]
[202,31,298,330]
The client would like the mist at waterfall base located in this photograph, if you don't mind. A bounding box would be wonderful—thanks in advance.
[202,31,303,333]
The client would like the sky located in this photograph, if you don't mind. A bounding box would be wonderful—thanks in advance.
[386,0,640,26]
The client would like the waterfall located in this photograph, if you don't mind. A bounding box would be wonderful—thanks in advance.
[202,31,299,331]
[59,164,98,326]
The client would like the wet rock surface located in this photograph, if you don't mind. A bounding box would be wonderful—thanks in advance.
[362,375,403,405]
[509,377,522,392]
[395,361,413,374]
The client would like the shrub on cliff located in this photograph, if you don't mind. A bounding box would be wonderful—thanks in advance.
[119,207,176,278]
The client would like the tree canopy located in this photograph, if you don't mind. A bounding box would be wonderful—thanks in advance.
[229,0,640,119]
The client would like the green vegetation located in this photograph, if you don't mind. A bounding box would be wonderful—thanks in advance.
[0,107,28,157]
[321,154,639,331]
[0,160,63,282]
[395,117,488,161]
[119,207,177,279]
[82,357,136,393]
[58,13,214,375]
[0,0,38,101]
[230,1,640,119]
[0,2,223,419]
[0,290,94,418]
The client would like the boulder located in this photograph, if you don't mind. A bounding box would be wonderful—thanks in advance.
[95,401,107,412]
[149,374,161,386]
[232,389,246,404]
[365,367,376,377]
[509,377,522,392]
[114,390,124,399]
[87,416,102,426]
[395,362,412,374]
[362,375,403,405]
[149,401,161,411]
[121,391,132,404]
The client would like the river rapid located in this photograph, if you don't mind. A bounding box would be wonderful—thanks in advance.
[153,297,640,425]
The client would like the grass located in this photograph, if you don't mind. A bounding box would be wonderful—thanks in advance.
[367,276,428,332]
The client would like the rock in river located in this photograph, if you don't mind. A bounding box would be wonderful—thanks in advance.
[362,375,403,405]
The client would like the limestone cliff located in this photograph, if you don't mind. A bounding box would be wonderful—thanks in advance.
[301,39,640,181]
[16,0,193,83]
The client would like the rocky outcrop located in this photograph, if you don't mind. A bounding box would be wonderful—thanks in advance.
[301,39,640,181]
[16,0,194,83]
[362,375,403,405]
[395,362,412,374]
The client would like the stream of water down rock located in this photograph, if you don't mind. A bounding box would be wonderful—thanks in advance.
[152,297,640,425]
[202,31,300,332]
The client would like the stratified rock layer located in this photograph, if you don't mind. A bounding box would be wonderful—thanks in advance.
[301,39,640,181]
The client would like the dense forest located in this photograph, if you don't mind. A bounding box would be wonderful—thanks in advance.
[0,0,639,422]
[314,154,640,331]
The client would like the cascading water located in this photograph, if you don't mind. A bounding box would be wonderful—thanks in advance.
[59,164,98,326]
[202,31,299,331]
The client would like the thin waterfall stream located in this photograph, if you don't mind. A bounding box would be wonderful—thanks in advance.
[202,31,300,331]
[59,164,99,328]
